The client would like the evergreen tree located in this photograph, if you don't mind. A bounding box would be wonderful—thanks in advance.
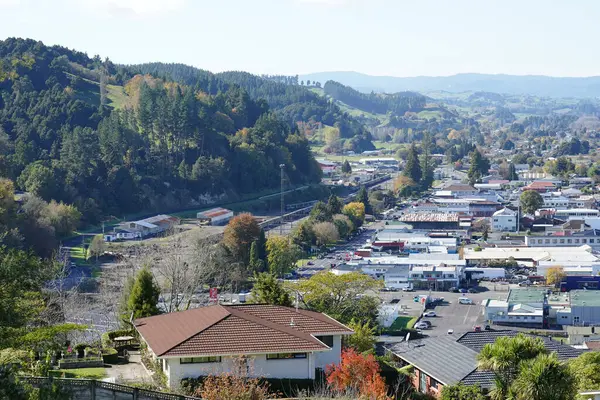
[326,194,343,216]
[508,162,518,181]
[403,143,422,184]
[467,149,489,185]
[257,228,267,261]
[420,132,434,189]
[355,185,371,214]
[250,272,293,307]
[127,267,161,319]
[249,240,264,273]
[341,160,352,174]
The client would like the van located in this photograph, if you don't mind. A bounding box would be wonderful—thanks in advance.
[459,298,473,305]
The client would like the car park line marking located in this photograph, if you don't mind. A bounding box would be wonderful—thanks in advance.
[463,302,472,324]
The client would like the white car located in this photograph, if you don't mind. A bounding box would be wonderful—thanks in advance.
[423,311,436,317]
[447,329,454,334]
[459,297,473,305]
[414,322,429,330]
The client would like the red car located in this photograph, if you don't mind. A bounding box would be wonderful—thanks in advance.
[473,325,482,332]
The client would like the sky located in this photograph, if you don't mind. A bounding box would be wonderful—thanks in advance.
[0,0,598,77]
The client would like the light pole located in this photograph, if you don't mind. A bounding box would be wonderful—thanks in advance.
[280,164,285,235]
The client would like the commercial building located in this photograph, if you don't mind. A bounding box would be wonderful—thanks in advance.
[398,213,463,230]
[464,245,598,267]
[108,214,180,241]
[483,288,547,328]
[525,230,600,251]
[196,208,234,226]
[491,208,517,232]
[134,304,353,388]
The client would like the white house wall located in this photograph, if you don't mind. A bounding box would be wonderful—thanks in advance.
[166,353,316,388]
[313,335,342,370]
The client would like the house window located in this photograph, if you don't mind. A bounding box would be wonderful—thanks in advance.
[560,239,565,244]
[316,335,334,347]
[430,378,439,390]
[568,239,572,244]
[574,317,580,323]
[180,356,221,364]
[545,239,550,244]
[266,353,307,360]
[575,239,580,244]
[591,239,595,243]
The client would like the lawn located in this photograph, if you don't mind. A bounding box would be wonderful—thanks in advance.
[389,316,418,331]
[54,367,107,379]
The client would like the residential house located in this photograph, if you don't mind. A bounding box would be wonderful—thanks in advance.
[491,208,517,232]
[109,214,180,241]
[316,159,337,175]
[386,330,582,398]
[522,181,557,193]
[134,304,353,388]
[438,184,479,198]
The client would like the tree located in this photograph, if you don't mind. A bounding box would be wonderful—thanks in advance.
[87,234,105,261]
[291,220,315,251]
[420,132,434,189]
[477,333,548,400]
[257,229,267,261]
[266,235,300,277]
[393,175,418,198]
[570,351,600,395]
[195,357,270,400]
[508,162,519,181]
[345,319,376,353]
[332,214,353,239]
[127,267,160,319]
[546,267,566,286]
[467,149,490,185]
[222,213,261,265]
[341,160,352,174]
[313,222,340,247]
[511,353,576,400]
[291,272,382,325]
[326,194,343,216]
[482,226,489,242]
[309,201,331,222]
[250,272,293,307]
[403,143,422,184]
[441,383,487,400]
[248,241,264,273]
[502,139,515,150]
[356,185,371,214]
[520,190,544,214]
[343,202,366,228]
[326,348,389,400]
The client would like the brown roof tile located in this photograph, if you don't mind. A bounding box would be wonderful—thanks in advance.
[134,304,353,357]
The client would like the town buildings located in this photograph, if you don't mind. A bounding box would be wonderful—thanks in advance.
[134,304,353,388]
[196,207,234,226]
[105,214,180,241]
[491,208,517,232]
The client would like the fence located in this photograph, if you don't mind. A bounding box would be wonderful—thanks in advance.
[22,377,199,400]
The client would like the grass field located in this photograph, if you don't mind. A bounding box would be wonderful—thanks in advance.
[54,367,107,379]
[389,316,418,330]
[106,84,129,109]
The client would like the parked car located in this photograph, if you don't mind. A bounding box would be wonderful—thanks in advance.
[484,325,492,331]
[447,329,454,334]
[390,299,400,304]
[402,287,414,292]
[414,322,429,330]
[459,288,468,294]
[449,287,459,293]
[423,311,436,317]
[307,261,314,265]
[468,288,478,293]
[459,298,474,305]
[473,325,482,332]
[420,320,432,327]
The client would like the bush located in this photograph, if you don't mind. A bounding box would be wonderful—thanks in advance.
[102,348,119,364]
[101,329,134,348]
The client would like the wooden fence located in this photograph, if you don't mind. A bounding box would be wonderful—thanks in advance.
[22,377,199,400]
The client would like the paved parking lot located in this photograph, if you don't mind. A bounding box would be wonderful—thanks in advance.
[378,289,498,337]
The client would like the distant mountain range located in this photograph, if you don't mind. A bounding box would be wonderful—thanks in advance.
[299,72,600,98]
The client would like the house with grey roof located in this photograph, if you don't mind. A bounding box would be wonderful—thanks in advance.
[386,330,583,397]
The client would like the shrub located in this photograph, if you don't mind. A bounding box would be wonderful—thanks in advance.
[102,348,119,364]
[101,329,134,348]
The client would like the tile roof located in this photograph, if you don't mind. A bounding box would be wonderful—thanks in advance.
[387,330,584,390]
[134,304,353,357]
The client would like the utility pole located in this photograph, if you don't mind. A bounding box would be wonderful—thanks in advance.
[280,164,285,235]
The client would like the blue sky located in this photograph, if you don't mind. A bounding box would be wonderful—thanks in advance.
[0,0,597,77]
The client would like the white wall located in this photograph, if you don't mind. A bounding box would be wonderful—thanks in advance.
[166,353,316,388]
[492,215,517,232]
[314,335,342,370]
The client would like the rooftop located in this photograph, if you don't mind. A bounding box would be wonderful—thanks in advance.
[507,288,547,304]
[570,290,600,307]
[399,213,460,223]
[134,304,353,357]
[445,184,477,192]
[198,207,233,218]
[463,246,599,263]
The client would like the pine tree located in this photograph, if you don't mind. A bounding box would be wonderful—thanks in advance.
[250,272,293,307]
[356,185,371,214]
[127,267,161,319]
[403,143,422,184]
[420,132,434,189]
[326,194,343,215]
[341,160,352,174]
[508,162,518,181]
[257,229,267,261]
[249,240,264,273]
[467,149,489,185]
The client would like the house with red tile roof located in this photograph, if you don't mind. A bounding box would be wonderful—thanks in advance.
[133,304,353,388]
[522,181,557,193]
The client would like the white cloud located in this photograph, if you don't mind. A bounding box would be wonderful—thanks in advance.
[84,0,186,17]
[296,0,348,5]
[0,0,21,7]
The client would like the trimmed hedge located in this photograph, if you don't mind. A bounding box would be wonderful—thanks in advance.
[101,329,134,348]
[102,348,119,364]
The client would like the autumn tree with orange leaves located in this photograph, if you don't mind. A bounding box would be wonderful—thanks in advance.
[222,213,260,265]
[326,348,390,400]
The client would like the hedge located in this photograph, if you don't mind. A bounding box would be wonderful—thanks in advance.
[102,348,119,364]
[101,329,134,348]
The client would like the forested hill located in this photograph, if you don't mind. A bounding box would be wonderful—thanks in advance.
[323,80,427,116]
[0,38,323,227]
[130,63,374,152]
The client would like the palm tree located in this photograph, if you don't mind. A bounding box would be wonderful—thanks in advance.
[477,334,547,400]
[512,353,577,400]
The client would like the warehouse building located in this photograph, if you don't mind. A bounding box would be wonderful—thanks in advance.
[197,208,234,226]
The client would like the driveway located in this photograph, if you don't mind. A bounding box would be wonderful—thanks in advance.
[105,352,151,383]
